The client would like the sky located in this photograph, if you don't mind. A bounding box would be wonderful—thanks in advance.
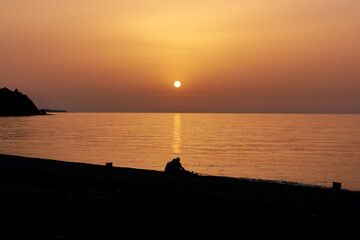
[1,0,359,113]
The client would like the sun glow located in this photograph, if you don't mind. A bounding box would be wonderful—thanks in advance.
[174,81,181,88]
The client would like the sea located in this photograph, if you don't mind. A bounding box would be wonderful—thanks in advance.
[0,113,359,191]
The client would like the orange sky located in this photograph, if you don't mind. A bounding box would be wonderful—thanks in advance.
[1,0,359,113]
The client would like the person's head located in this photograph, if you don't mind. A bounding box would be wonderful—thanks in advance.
[173,158,180,162]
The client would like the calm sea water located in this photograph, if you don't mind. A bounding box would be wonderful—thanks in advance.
[0,113,359,190]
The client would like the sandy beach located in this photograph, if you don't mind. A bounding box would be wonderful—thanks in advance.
[0,153,359,239]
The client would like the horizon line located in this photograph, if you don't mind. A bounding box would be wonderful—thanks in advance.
[51,111,360,115]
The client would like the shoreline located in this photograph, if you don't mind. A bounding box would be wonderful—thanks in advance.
[1,153,359,238]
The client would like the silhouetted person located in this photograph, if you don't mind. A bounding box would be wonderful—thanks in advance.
[165,158,188,175]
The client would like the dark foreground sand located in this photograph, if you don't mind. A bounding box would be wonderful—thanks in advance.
[0,154,359,239]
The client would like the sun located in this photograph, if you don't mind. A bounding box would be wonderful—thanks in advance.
[174,81,181,88]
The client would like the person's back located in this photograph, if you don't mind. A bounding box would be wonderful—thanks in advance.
[165,160,175,174]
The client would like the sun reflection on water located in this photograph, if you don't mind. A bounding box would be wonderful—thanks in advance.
[172,113,181,156]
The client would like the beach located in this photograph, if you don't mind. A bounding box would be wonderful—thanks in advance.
[1,153,359,239]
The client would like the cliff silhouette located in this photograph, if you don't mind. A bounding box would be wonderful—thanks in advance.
[0,87,45,116]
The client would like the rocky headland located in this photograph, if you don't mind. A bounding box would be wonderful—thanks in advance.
[0,87,46,116]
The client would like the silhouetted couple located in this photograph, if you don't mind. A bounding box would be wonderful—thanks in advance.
[165,158,191,175]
